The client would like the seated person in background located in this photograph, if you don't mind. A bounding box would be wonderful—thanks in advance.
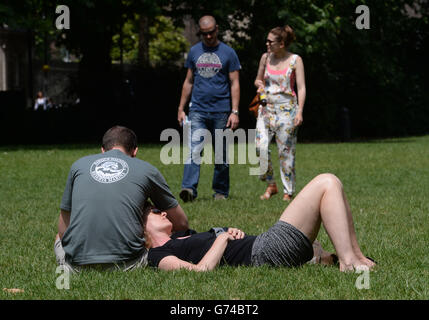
[34,91,48,111]
[144,173,376,272]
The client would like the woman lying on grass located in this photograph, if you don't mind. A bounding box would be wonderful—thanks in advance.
[144,174,376,272]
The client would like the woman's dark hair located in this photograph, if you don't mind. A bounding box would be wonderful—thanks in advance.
[142,201,154,249]
[101,125,137,155]
[270,25,296,48]
[142,201,154,220]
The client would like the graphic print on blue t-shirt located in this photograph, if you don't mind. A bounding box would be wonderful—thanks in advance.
[196,52,222,78]
[185,41,241,112]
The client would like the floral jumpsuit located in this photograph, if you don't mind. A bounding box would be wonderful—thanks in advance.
[255,54,299,196]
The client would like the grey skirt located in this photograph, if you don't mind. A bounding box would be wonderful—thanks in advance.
[251,220,314,267]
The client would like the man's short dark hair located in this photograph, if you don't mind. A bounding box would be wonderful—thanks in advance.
[102,125,138,154]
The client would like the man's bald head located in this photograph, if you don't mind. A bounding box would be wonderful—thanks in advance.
[199,15,216,29]
[197,15,219,47]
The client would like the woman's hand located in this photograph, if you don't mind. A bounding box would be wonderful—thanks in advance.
[294,111,303,127]
[254,80,265,92]
[227,228,245,240]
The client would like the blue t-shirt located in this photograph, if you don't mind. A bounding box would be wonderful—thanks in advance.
[185,41,241,112]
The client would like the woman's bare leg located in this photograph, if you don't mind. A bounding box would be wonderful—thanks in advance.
[279,173,375,271]
[340,188,373,264]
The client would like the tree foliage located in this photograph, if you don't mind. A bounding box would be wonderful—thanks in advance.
[111,15,189,67]
[148,16,189,67]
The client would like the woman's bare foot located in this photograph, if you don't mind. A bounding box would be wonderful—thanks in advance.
[339,256,375,272]
[360,256,377,269]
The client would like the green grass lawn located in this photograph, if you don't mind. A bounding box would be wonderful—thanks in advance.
[1,135,428,300]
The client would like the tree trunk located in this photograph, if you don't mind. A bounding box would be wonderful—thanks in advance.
[138,15,150,68]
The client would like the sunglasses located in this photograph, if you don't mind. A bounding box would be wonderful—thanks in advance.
[266,39,277,45]
[151,208,162,214]
[197,27,217,37]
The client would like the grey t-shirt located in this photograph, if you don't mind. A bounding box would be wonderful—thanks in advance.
[60,149,178,265]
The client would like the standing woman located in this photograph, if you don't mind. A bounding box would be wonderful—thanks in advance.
[254,25,306,201]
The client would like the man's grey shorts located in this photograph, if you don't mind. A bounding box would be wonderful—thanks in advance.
[54,239,148,273]
[251,220,314,267]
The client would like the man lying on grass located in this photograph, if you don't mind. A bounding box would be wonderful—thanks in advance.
[144,173,376,272]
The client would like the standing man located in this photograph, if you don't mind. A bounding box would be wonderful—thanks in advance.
[54,125,189,271]
[177,15,241,202]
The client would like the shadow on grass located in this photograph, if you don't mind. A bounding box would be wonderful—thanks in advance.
[0,134,425,153]
[0,144,98,152]
[298,136,421,144]
[0,143,169,152]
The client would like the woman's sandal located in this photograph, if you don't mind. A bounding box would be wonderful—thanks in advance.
[260,183,278,200]
[283,194,293,201]
[308,241,338,266]
[366,256,377,264]
[308,252,338,266]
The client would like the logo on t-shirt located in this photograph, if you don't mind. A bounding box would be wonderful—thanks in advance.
[90,157,129,183]
[196,53,222,78]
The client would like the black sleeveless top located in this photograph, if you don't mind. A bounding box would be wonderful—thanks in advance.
[148,229,257,268]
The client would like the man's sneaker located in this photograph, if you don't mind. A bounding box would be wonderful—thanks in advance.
[179,188,194,202]
[213,193,227,200]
